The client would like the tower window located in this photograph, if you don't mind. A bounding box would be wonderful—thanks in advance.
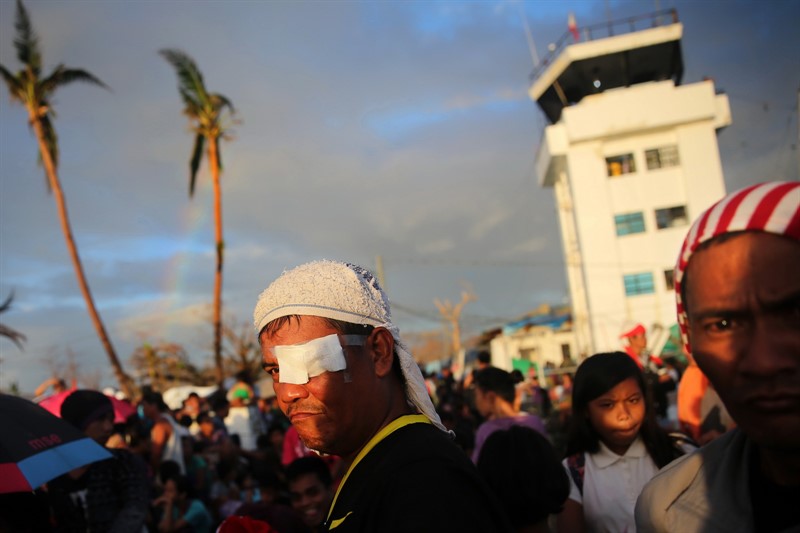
[664,269,675,291]
[655,206,689,229]
[606,153,636,177]
[645,146,680,170]
[624,272,655,296]
[614,212,646,236]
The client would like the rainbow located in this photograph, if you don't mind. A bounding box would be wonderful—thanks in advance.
[156,178,214,340]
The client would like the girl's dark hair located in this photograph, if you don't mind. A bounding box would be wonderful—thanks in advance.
[477,425,569,528]
[564,352,682,468]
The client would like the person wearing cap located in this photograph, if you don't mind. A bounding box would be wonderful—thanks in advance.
[635,182,800,532]
[254,260,512,532]
[619,322,663,369]
[47,389,150,533]
[620,322,675,423]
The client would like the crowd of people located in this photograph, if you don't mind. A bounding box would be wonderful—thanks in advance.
[1,181,797,532]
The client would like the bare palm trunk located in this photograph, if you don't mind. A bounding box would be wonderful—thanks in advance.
[208,138,224,386]
[28,111,134,399]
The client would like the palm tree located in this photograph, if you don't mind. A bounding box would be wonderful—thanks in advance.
[159,48,235,386]
[0,0,134,398]
[0,292,26,350]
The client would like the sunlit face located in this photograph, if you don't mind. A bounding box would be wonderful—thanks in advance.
[260,316,382,457]
[686,232,800,451]
[184,396,200,415]
[587,377,645,455]
[627,333,647,354]
[84,412,114,445]
[289,473,332,528]
[199,420,215,438]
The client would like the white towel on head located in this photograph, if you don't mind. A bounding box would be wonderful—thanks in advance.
[254,260,448,433]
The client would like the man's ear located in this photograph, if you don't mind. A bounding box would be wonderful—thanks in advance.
[485,390,497,405]
[368,328,396,378]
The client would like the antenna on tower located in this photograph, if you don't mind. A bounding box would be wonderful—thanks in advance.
[517,1,540,67]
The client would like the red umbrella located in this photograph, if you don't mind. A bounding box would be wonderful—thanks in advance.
[0,394,112,493]
[38,389,136,424]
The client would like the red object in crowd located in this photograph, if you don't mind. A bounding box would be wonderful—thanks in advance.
[217,516,275,533]
[38,389,136,424]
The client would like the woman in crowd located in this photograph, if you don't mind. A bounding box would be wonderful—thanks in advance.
[557,352,693,533]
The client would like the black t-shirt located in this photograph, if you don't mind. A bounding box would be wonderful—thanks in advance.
[326,421,512,532]
[749,452,800,532]
[48,448,150,533]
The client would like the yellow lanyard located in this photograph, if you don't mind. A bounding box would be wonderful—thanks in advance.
[326,414,431,527]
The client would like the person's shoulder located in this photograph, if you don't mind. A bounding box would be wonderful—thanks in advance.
[362,423,513,532]
[517,412,547,430]
[376,422,472,472]
[392,420,455,449]
[635,429,745,530]
[154,414,173,428]
[635,448,701,532]
[643,430,736,490]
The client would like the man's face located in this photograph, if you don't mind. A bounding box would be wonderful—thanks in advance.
[84,412,114,445]
[473,387,493,418]
[289,473,332,528]
[199,420,214,438]
[185,396,200,414]
[685,232,800,451]
[260,316,381,457]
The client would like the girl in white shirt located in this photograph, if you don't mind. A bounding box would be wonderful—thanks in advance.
[556,352,692,533]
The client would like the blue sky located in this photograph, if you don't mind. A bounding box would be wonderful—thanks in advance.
[1,0,798,393]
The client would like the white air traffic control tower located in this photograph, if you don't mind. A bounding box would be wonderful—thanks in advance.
[531,10,730,357]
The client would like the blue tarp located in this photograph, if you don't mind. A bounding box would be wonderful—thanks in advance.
[502,313,570,336]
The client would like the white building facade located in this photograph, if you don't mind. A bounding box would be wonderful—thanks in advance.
[531,15,730,356]
[490,325,578,376]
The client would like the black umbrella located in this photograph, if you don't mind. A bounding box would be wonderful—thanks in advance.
[0,393,112,493]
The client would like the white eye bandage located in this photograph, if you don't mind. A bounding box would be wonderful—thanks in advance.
[273,334,365,385]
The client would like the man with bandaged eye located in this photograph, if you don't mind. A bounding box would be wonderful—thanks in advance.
[254,260,512,532]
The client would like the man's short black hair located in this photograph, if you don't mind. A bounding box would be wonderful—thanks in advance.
[473,367,516,404]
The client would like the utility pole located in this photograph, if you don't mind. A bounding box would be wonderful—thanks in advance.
[375,255,386,292]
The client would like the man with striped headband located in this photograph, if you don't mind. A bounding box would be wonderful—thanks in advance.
[636,182,800,532]
[254,260,511,532]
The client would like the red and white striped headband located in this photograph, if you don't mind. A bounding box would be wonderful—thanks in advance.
[675,181,800,353]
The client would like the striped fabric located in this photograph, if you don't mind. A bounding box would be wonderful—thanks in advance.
[674,181,800,353]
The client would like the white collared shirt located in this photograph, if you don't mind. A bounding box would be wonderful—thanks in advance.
[563,436,658,533]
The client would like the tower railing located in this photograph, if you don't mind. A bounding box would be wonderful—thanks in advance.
[530,9,679,83]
